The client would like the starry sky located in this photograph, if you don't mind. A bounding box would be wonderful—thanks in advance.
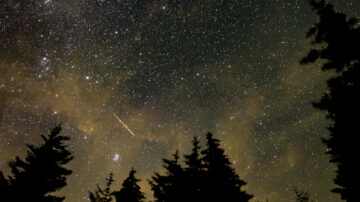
[0,0,359,201]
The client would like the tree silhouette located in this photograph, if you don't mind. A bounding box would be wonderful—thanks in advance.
[184,136,203,174]
[149,150,186,202]
[302,1,360,201]
[113,168,145,202]
[89,173,114,202]
[183,136,204,201]
[150,133,252,202]
[1,125,73,201]
[201,133,252,202]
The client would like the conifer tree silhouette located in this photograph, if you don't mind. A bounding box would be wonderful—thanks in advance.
[150,134,252,202]
[201,133,252,202]
[2,125,73,201]
[149,150,186,202]
[183,136,204,201]
[302,1,360,201]
[113,168,145,202]
[184,136,202,174]
[89,173,114,202]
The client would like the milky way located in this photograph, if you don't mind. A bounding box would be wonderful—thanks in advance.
[1,1,359,201]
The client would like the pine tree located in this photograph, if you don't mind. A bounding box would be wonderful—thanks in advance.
[149,150,186,202]
[302,1,360,201]
[3,125,73,201]
[89,173,114,202]
[183,136,204,201]
[184,137,202,173]
[201,133,252,202]
[150,134,253,202]
[113,168,145,202]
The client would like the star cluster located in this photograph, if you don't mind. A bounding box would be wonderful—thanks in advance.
[1,0,359,201]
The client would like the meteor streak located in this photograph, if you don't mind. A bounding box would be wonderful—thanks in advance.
[112,112,136,136]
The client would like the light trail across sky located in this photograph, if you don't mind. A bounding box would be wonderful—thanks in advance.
[112,112,136,136]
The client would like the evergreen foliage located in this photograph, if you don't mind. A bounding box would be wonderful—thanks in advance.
[302,1,360,200]
[150,151,186,202]
[89,173,114,202]
[150,133,252,202]
[113,168,145,202]
[183,136,204,201]
[1,125,73,201]
[201,133,252,202]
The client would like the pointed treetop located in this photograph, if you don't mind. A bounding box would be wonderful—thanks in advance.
[184,136,202,170]
[114,168,145,202]
[4,125,73,201]
[89,172,114,202]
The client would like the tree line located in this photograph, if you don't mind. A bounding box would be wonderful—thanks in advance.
[1,0,359,201]
[0,127,253,202]
[0,125,310,202]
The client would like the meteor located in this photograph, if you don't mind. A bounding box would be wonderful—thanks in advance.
[112,112,136,136]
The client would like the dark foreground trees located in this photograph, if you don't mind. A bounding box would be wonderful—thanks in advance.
[149,151,186,202]
[302,0,360,201]
[91,133,251,202]
[113,168,145,202]
[89,168,145,202]
[150,133,252,202]
[89,173,115,202]
[0,125,73,201]
[201,133,252,202]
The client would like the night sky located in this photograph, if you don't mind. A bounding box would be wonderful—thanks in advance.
[1,0,359,201]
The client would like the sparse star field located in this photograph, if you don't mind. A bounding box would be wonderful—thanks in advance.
[0,1,359,201]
